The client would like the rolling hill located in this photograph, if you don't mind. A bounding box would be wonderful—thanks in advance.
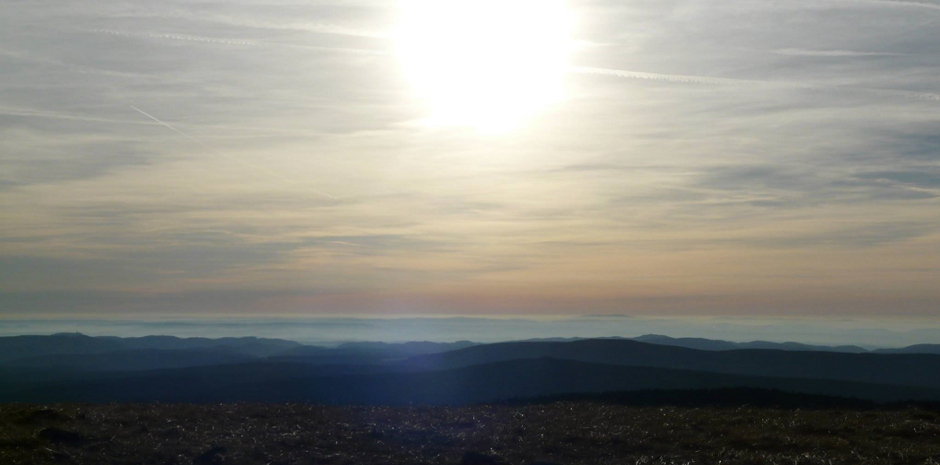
[5,335,940,405]
[405,339,940,389]
[4,357,940,404]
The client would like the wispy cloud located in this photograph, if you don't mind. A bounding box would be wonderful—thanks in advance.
[845,0,940,12]
[0,106,152,125]
[164,14,392,39]
[570,66,940,102]
[570,66,765,86]
[128,106,337,200]
[90,29,388,55]
[774,48,905,57]
[2,0,940,317]
[93,29,259,47]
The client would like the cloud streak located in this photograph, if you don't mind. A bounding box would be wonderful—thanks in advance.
[91,29,388,55]
[129,106,337,200]
[846,0,940,12]
[2,0,940,317]
[570,67,940,102]
[774,48,905,57]
[93,29,259,47]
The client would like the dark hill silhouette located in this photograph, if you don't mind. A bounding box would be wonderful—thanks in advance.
[874,344,940,355]
[2,348,254,371]
[0,334,478,369]
[4,358,940,404]
[93,335,301,357]
[6,335,940,405]
[333,340,479,355]
[520,335,869,352]
[0,333,126,362]
[271,341,480,366]
[0,333,301,362]
[405,339,940,389]
[0,335,480,373]
[633,334,868,353]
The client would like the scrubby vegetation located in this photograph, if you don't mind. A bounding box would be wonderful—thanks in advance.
[3,402,940,465]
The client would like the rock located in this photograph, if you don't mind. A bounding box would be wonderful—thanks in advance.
[194,446,227,464]
[460,451,507,465]
[37,427,85,444]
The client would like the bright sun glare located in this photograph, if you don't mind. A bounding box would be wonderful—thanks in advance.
[396,0,573,132]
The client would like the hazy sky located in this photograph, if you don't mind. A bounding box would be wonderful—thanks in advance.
[1,0,939,318]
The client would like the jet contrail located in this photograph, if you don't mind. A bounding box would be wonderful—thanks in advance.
[774,48,905,57]
[571,67,767,86]
[93,29,386,55]
[130,106,336,200]
[847,0,940,11]
[0,106,156,125]
[95,29,258,47]
[571,67,940,102]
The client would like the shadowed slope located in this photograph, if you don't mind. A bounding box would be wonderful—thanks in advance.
[405,339,940,389]
[4,358,940,404]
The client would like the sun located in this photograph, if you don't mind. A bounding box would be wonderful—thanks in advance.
[396,0,574,133]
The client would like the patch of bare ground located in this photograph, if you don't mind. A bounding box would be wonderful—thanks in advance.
[2,403,940,465]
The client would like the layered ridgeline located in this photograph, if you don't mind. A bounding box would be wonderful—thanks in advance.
[2,333,940,404]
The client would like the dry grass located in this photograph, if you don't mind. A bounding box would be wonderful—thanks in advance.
[2,403,940,465]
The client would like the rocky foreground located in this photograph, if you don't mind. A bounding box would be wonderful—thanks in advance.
[2,403,940,465]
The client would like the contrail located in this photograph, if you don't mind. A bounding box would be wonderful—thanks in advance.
[130,106,337,200]
[571,67,767,86]
[774,48,905,57]
[0,103,329,138]
[0,106,156,125]
[846,0,940,11]
[571,67,940,103]
[95,29,258,47]
[93,29,387,55]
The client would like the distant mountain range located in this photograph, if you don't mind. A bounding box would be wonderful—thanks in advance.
[0,333,475,369]
[3,333,940,405]
[873,344,940,355]
[0,333,301,363]
[404,339,940,389]
[522,334,933,354]
[631,334,869,353]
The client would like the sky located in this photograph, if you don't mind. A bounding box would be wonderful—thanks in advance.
[1,0,939,319]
